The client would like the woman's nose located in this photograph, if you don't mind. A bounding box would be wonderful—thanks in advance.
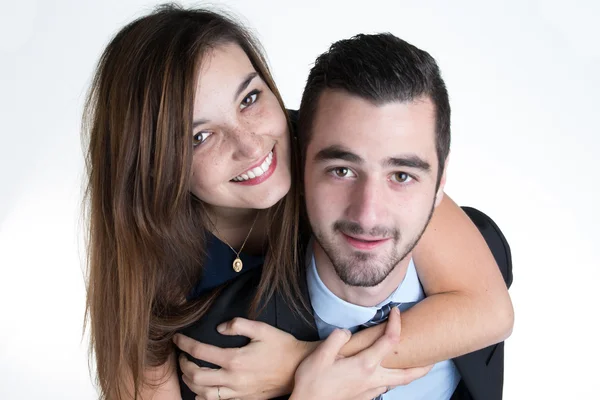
[229,126,264,161]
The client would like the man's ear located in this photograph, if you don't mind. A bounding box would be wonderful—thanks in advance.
[434,154,450,207]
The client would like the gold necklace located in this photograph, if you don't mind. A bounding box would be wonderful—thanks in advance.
[208,211,260,273]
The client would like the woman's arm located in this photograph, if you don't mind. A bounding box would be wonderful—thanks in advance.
[177,308,433,400]
[339,194,514,368]
[290,309,432,400]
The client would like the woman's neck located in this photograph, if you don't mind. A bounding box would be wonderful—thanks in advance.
[204,206,269,254]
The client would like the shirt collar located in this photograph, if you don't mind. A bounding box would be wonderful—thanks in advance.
[306,238,423,329]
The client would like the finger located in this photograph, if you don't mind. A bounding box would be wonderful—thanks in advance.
[351,386,389,400]
[216,317,271,340]
[174,334,233,367]
[356,308,401,365]
[181,374,209,399]
[180,354,229,387]
[181,374,237,400]
[311,328,352,363]
[384,306,401,339]
[378,364,433,387]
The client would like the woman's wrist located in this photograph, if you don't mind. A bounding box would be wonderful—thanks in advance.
[287,340,321,393]
[298,340,321,361]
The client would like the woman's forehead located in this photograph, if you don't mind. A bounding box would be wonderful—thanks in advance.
[196,43,256,91]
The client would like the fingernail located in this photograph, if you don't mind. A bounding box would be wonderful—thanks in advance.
[343,328,351,337]
[172,334,179,343]
[393,307,400,315]
[217,323,226,333]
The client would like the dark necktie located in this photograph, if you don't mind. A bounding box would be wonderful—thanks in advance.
[360,301,401,328]
[359,301,401,399]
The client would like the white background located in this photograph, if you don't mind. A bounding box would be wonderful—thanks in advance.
[1,0,598,398]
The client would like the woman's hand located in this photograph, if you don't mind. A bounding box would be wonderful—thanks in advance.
[290,308,432,400]
[173,318,319,400]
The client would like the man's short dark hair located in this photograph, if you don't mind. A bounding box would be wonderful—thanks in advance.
[298,33,451,184]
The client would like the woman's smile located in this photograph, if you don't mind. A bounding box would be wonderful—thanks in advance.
[231,147,277,185]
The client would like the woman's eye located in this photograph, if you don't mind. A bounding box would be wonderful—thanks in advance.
[192,131,212,147]
[332,167,355,178]
[240,90,260,109]
[391,172,413,183]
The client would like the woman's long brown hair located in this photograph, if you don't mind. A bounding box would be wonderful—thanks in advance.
[82,4,305,399]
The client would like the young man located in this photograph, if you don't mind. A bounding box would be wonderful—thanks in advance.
[294,33,461,399]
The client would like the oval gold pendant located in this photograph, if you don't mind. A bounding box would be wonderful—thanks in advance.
[233,257,243,272]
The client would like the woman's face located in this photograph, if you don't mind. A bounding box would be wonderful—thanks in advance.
[189,43,291,214]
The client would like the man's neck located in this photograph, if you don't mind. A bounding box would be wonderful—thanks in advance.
[313,240,411,307]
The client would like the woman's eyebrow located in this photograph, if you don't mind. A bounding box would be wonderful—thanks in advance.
[193,72,259,128]
[234,72,258,100]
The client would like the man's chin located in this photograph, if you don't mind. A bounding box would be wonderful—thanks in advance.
[333,262,389,288]
[338,273,388,288]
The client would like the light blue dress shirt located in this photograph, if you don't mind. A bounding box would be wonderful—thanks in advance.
[306,242,461,400]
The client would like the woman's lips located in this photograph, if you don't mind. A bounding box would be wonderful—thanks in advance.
[232,147,277,186]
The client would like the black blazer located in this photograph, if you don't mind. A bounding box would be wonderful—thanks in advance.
[178,268,319,400]
[179,207,512,400]
[452,207,513,400]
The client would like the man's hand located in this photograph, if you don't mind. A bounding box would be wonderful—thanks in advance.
[290,308,433,400]
[173,319,318,400]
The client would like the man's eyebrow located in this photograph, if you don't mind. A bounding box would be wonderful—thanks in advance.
[314,145,363,164]
[383,156,431,172]
[234,72,258,101]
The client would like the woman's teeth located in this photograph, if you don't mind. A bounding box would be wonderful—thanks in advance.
[232,151,273,182]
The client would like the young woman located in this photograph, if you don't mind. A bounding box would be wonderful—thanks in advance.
[82,4,513,399]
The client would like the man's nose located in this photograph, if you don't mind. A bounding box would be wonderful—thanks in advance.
[346,177,386,230]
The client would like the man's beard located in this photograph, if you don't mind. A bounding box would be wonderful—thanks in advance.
[314,203,435,287]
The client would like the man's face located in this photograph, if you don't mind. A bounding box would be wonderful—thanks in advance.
[304,89,445,287]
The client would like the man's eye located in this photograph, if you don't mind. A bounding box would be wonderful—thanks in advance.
[240,90,260,109]
[391,172,413,183]
[332,167,355,178]
[192,131,212,147]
